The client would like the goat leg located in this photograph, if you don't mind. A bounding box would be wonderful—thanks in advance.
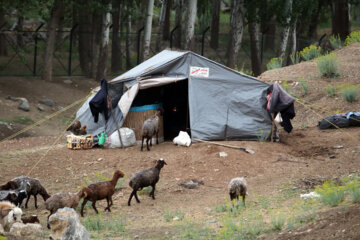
[141,136,145,151]
[134,191,141,203]
[47,211,53,229]
[25,195,31,209]
[105,197,111,212]
[146,138,150,151]
[91,201,99,214]
[80,199,88,217]
[128,191,134,206]
[34,194,38,209]
[156,131,159,144]
[242,195,246,207]
[150,185,156,199]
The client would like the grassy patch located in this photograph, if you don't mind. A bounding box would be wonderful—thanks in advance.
[316,53,340,78]
[330,34,342,49]
[300,44,322,61]
[344,179,360,203]
[315,181,345,207]
[340,85,359,103]
[266,57,283,70]
[0,116,34,124]
[270,212,286,231]
[325,84,337,97]
[290,52,301,65]
[163,208,185,222]
[345,30,360,46]
[83,213,127,236]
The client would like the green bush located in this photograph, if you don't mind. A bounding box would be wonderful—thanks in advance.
[345,30,360,46]
[300,45,322,61]
[299,80,309,96]
[325,84,337,97]
[270,212,286,231]
[329,35,342,49]
[316,53,340,78]
[315,181,345,207]
[345,180,360,203]
[341,85,359,103]
[290,52,301,64]
[267,57,283,70]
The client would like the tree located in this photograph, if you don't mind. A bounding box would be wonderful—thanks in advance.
[163,0,172,40]
[184,0,197,50]
[96,3,111,81]
[227,0,245,69]
[156,0,167,52]
[0,7,7,56]
[174,0,183,49]
[42,0,64,81]
[76,1,92,75]
[125,5,132,69]
[277,0,292,61]
[210,0,220,49]
[142,0,154,60]
[331,0,350,40]
[111,0,123,73]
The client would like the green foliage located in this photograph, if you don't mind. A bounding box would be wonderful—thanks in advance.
[290,52,301,65]
[325,84,337,97]
[282,80,290,93]
[255,129,270,142]
[84,214,126,233]
[316,181,345,207]
[84,215,104,231]
[139,186,153,195]
[345,180,360,203]
[235,64,254,76]
[162,208,185,222]
[214,200,245,217]
[341,85,359,103]
[0,116,33,124]
[329,35,342,49]
[300,45,322,61]
[316,53,340,78]
[299,80,309,96]
[270,212,285,231]
[345,30,360,46]
[267,57,283,70]
[176,219,214,240]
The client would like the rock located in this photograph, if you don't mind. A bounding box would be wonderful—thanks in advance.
[39,99,54,107]
[6,96,18,101]
[63,79,72,84]
[208,219,217,223]
[6,222,43,240]
[219,152,228,158]
[49,207,90,240]
[18,98,30,111]
[173,216,180,221]
[37,104,44,111]
[332,145,344,149]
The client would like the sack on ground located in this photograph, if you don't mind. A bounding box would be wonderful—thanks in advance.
[173,131,191,147]
[106,128,136,148]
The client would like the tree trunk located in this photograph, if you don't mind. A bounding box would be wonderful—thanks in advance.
[226,0,245,69]
[125,7,132,69]
[174,0,183,49]
[248,22,261,76]
[210,0,220,50]
[90,13,101,79]
[277,0,292,61]
[290,21,297,59]
[184,0,197,50]
[156,0,167,52]
[111,0,122,73]
[42,0,64,81]
[16,16,24,48]
[77,5,92,75]
[0,8,7,56]
[96,6,111,81]
[331,0,350,40]
[307,0,323,39]
[55,6,65,46]
[142,0,154,60]
[163,0,172,40]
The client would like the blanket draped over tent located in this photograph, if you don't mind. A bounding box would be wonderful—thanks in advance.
[75,49,274,141]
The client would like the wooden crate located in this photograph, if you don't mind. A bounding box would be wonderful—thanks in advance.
[122,105,164,143]
[66,135,94,150]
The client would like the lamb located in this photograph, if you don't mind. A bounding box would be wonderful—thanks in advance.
[228,177,248,206]
[21,215,40,224]
[0,201,23,232]
[11,176,51,209]
[128,158,167,206]
[141,109,163,151]
[45,189,87,229]
[0,180,30,207]
[80,170,124,217]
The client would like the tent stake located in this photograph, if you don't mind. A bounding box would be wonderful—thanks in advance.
[193,138,254,154]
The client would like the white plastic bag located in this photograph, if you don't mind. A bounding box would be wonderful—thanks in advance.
[173,131,191,147]
[106,128,136,148]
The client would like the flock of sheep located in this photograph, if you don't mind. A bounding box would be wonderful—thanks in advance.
[0,110,248,233]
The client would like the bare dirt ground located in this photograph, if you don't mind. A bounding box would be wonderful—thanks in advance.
[1,44,360,239]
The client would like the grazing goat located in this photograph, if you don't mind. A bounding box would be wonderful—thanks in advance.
[228,177,248,206]
[81,170,124,217]
[0,201,22,232]
[141,109,163,151]
[45,189,86,229]
[0,180,30,207]
[128,158,167,206]
[11,176,51,209]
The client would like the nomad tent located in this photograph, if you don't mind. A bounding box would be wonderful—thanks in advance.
[75,49,273,141]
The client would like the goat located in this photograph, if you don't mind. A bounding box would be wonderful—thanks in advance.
[141,109,163,151]
[0,201,22,232]
[228,177,248,206]
[81,170,124,217]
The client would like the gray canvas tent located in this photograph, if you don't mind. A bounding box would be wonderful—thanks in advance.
[75,49,273,141]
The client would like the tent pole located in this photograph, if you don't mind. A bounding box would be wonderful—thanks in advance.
[271,113,275,142]
[108,95,124,148]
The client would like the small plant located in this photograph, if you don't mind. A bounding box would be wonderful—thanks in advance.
[270,212,286,231]
[341,85,359,103]
[299,80,308,96]
[329,34,342,49]
[290,52,301,64]
[84,215,104,231]
[228,200,245,217]
[163,208,185,222]
[345,30,360,46]
[235,64,254,76]
[138,186,152,195]
[325,84,337,97]
[282,79,289,93]
[258,196,270,210]
[267,57,283,70]
[300,44,322,61]
[316,181,345,207]
[316,53,340,78]
[256,129,270,142]
[345,180,360,203]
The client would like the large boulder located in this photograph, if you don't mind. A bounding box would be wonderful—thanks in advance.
[5,222,43,240]
[18,98,30,112]
[49,207,90,240]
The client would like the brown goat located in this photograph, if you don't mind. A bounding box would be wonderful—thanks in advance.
[21,215,40,224]
[81,170,124,217]
[0,181,18,190]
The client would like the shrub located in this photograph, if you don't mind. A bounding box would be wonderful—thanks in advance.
[345,30,360,46]
[270,212,286,231]
[300,45,322,61]
[299,80,308,96]
[163,208,185,222]
[316,53,340,78]
[325,84,337,97]
[341,85,359,103]
[290,52,301,65]
[345,180,360,203]
[329,35,342,49]
[267,57,283,70]
[316,181,345,207]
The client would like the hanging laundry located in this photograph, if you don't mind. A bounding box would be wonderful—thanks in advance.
[89,78,110,123]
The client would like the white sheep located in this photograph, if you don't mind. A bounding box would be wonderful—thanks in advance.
[0,201,23,232]
[228,177,248,206]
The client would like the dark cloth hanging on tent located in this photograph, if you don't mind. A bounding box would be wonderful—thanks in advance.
[266,83,296,133]
[89,78,109,123]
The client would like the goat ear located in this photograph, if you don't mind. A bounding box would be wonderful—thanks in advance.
[1,208,12,217]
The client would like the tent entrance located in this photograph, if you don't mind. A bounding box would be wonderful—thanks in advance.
[131,79,189,141]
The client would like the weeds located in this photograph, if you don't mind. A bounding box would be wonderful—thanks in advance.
[270,212,286,231]
[325,84,337,97]
[176,218,214,240]
[0,116,33,124]
[139,186,153,195]
[163,208,185,222]
[290,52,301,64]
[300,45,322,61]
[256,129,270,142]
[341,85,359,103]
[345,180,360,203]
[83,214,126,234]
[329,34,342,49]
[267,57,283,70]
[345,30,360,46]
[316,181,345,207]
[316,53,340,78]
[299,80,309,96]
